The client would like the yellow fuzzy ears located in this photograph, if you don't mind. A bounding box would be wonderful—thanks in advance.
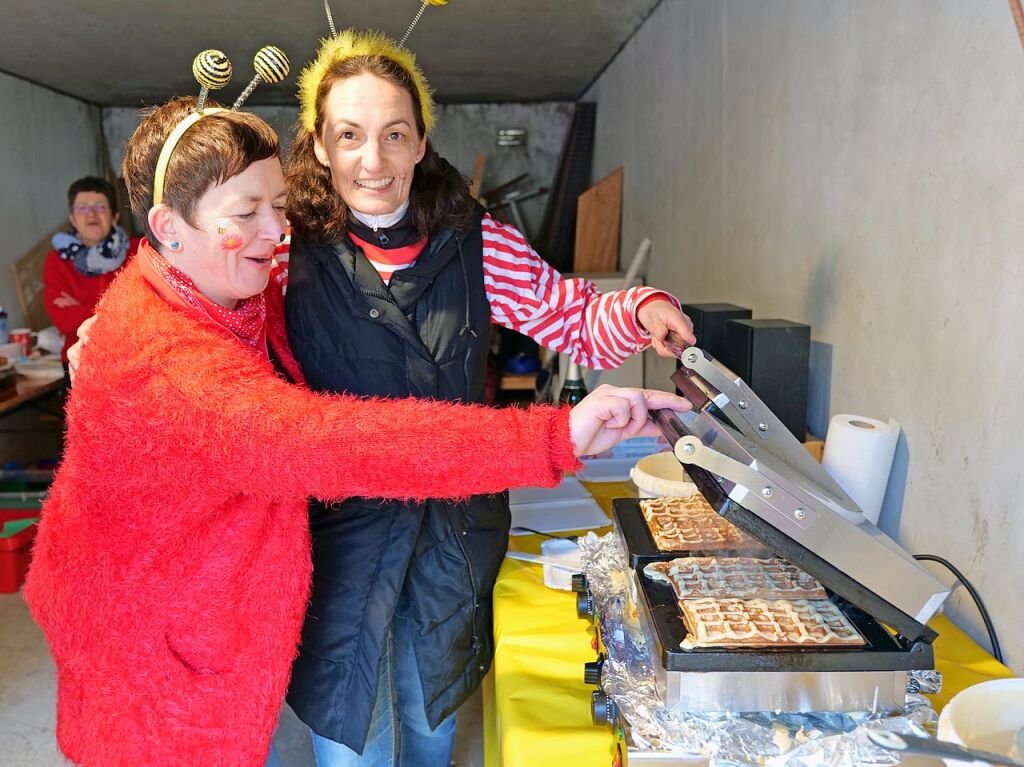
[298,29,436,136]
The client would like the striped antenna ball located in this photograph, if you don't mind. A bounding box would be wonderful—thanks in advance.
[253,46,290,83]
[193,49,232,89]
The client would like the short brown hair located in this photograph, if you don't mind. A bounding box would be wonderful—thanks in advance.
[123,96,280,243]
[286,56,474,242]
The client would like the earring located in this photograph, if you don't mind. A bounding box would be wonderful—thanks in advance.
[217,225,226,234]
[279,232,287,243]
[169,241,180,250]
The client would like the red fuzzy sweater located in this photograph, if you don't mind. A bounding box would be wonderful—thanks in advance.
[24,260,578,766]
[42,238,141,361]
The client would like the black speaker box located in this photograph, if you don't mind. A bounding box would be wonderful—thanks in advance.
[675,303,753,397]
[680,303,753,361]
[719,319,810,442]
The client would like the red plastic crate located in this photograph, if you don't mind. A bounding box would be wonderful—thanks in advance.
[0,508,39,524]
[0,518,39,593]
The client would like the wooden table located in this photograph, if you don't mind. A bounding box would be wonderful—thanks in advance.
[0,375,64,418]
[499,372,538,391]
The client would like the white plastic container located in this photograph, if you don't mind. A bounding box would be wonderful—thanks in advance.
[937,678,1024,767]
[539,538,581,591]
[576,436,668,482]
[629,451,697,498]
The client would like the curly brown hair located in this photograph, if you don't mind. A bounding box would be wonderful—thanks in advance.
[285,56,475,242]
[122,96,279,243]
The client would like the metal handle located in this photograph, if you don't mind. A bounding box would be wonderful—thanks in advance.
[674,347,863,513]
[867,729,1024,767]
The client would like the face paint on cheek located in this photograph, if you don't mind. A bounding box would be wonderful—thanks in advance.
[220,234,244,251]
[395,141,420,198]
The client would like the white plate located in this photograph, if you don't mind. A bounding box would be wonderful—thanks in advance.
[508,476,592,506]
[509,497,610,535]
[575,456,637,482]
[15,359,64,380]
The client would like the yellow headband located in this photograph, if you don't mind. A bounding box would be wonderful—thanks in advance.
[152,108,225,206]
[152,47,290,206]
[297,29,436,136]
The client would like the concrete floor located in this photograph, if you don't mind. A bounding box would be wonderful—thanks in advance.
[0,592,483,767]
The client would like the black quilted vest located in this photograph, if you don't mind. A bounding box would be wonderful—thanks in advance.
[284,208,509,752]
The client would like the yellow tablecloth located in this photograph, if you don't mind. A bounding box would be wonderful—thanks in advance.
[483,481,1014,767]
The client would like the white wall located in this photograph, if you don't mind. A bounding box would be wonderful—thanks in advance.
[586,0,1024,669]
[0,72,104,328]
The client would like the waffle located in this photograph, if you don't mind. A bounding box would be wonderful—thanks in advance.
[678,597,865,649]
[644,557,827,601]
[639,496,769,553]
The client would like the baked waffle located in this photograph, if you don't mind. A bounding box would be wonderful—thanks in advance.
[644,557,827,601]
[678,598,865,649]
[640,496,769,553]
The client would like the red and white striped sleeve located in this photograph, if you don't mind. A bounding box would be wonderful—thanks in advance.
[269,229,291,295]
[481,214,680,370]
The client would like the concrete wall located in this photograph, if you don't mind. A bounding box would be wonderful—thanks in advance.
[431,102,575,239]
[102,105,300,175]
[103,102,574,239]
[0,72,104,328]
[586,0,1024,669]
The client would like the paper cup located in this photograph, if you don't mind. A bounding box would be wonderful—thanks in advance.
[540,538,581,591]
[8,328,35,358]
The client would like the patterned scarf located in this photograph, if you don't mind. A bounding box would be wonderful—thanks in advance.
[137,240,267,354]
[52,225,131,277]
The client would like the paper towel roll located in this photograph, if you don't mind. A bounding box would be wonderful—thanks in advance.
[822,414,900,525]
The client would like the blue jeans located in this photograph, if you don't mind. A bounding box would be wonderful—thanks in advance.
[265,745,282,767]
[310,616,457,767]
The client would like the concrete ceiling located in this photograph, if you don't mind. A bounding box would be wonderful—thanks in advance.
[0,0,661,107]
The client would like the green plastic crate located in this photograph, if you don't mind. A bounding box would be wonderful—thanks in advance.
[0,492,46,510]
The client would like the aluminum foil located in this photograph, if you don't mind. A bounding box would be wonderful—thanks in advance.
[577,532,943,767]
[908,670,942,695]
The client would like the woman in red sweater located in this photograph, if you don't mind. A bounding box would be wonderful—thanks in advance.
[42,176,141,362]
[24,96,689,767]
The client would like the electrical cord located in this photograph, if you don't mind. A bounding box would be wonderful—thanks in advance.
[913,553,1002,664]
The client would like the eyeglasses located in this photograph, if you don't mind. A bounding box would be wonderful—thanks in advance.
[72,202,112,215]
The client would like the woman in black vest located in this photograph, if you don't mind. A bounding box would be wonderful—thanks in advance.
[281,30,696,766]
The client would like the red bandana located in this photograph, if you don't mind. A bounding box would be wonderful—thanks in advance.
[137,239,268,356]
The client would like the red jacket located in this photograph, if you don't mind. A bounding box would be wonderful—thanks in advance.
[24,260,577,766]
[42,237,141,361]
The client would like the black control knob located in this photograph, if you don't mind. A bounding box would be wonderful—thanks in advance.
[576,589,595,620]
[591,689,619,726]
[583,658,603,686]
[570,573,588,593]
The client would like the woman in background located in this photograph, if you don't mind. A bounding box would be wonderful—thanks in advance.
[43,176,139,365]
